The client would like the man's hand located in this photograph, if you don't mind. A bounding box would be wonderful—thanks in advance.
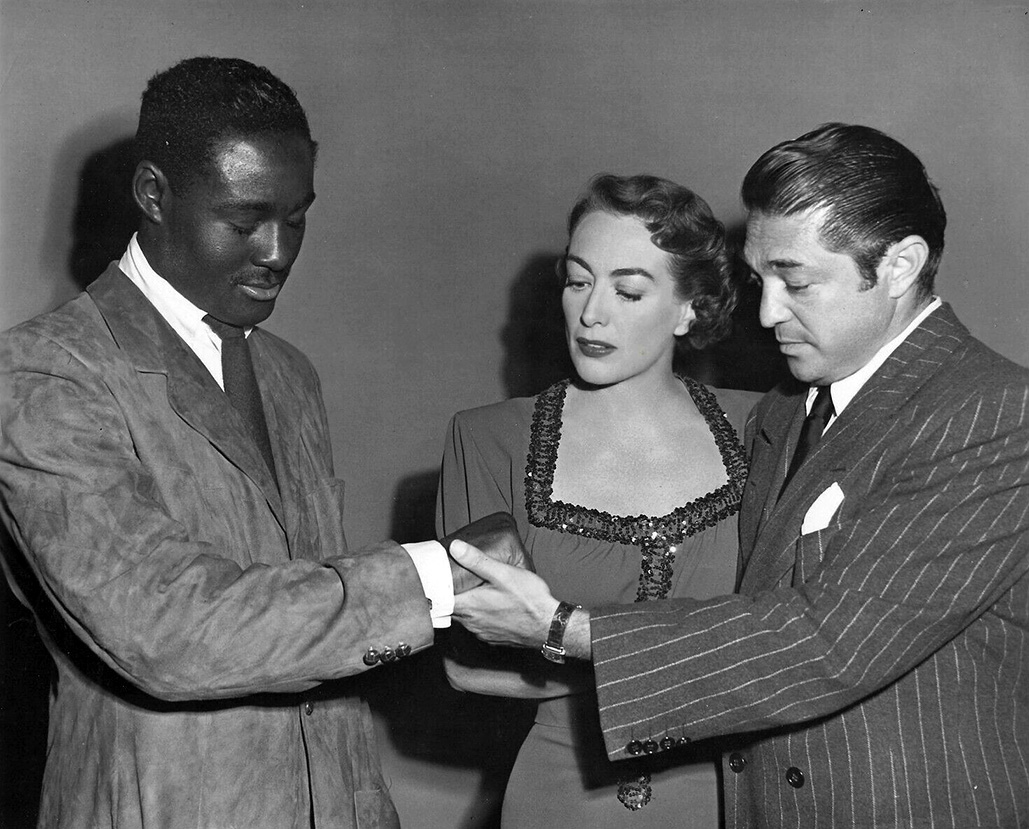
[448,538,560,649]
[440,512,533,594]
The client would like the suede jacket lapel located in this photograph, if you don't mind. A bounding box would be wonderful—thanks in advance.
[740,304,970,593]
[87,265,286,528]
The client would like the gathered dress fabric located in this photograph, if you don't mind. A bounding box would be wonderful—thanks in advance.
[437,377,758,828]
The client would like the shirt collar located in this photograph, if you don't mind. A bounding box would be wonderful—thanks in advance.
[815,297,943,417]
[119,234,214,341]
[118,234,251,341]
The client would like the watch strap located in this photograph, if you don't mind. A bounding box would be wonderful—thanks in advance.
[541,601,580,663]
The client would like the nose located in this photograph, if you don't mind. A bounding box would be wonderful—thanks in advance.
[758,281,790,329]
[579,285,608,327]
[253,221,302,273]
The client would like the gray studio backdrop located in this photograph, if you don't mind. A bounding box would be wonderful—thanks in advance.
[2,2,1027,827]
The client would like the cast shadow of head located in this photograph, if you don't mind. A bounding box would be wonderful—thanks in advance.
[67,135,140,292]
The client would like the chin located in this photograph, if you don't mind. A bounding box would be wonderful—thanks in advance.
[570,364,620,388]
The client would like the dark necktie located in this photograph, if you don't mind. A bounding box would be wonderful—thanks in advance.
[204,315,278,486]
[779,385,835,498]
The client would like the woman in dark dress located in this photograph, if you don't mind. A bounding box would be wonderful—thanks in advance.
[436,174,759,827]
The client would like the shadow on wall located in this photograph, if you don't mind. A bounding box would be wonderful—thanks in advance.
[0,133,139,829]
[500,252,574,400]
[68,136,140,291]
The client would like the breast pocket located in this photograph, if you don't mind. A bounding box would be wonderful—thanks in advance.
[794,527,832,586]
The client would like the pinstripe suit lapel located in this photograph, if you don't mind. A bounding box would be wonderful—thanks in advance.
[741,304,968,593]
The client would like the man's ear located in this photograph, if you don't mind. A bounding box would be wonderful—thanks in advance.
[878,235,929,299]
[132,160,171,225]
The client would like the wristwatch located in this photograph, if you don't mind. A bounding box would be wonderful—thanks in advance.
[541,601,581,663]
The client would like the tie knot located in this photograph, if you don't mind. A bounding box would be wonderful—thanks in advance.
[810,385,835,421]
[204,315,246,340]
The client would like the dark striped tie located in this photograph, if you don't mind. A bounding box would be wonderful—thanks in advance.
[780,385,834,498]
[204,315,278,486]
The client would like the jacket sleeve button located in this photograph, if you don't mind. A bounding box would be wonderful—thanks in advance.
[304,701,314,716]
[397,643,412,658]
[626,740,643,755]
[659,736,676,751]
[381,646,397,663]
[362,648,381,666]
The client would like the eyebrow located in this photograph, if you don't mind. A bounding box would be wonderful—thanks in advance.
[744,252,804,273]
[565,254,656,280]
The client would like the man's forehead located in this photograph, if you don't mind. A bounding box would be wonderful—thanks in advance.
[201,134,315,206]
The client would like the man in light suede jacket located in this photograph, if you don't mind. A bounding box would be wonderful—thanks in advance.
[0,56,522,829]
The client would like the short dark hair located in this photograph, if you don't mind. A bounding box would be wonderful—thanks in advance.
[564,174,736,350]
[741,123,945,297]
[135,56,317,192]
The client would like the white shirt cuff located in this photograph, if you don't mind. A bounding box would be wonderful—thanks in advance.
[402,540,454,629]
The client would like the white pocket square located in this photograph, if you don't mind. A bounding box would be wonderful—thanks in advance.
[802,482,845,535]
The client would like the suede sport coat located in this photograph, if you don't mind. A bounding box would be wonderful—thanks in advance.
[0,265,435,829]
[590,304,1029,828]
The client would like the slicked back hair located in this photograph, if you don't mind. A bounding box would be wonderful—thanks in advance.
[565,174,737,350]
[741,123,945,298]
[136,56,317,193]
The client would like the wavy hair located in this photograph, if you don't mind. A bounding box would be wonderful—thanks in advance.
[565,174,736,350]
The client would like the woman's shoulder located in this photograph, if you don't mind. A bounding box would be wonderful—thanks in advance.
[704,384,764,436]
[449,390,544,439]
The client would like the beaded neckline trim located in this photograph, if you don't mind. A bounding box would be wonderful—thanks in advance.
[524,376,747,554]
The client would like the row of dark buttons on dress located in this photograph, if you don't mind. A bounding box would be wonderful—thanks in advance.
[727,753,805,788]
[362,643,412,666]
[625,735,692,755]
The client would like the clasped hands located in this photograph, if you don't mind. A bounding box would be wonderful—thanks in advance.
[439,512,561,650]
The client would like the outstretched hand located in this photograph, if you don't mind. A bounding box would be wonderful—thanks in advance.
[448,539,559,649]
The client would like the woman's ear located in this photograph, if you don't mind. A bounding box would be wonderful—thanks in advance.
[674,300,696,337]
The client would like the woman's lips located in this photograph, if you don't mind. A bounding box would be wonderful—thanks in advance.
[576,337,615,357]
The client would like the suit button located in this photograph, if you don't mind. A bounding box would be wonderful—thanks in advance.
[304,701,314,716]
[362,648,380,666]
[397,643,412,658]
[786,766,804,788]
[642,739,659,754]
[728,752,747,773]
[660,736,676,751]
[381,647,397,663]
[626,740,643,756]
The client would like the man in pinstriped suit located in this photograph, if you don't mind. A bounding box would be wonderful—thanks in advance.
[449,124,1029,827]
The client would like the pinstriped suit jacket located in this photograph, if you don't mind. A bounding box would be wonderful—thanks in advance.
[590,304,1029,828]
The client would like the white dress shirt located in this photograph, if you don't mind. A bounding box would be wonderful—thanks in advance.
[117,235,454,626]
